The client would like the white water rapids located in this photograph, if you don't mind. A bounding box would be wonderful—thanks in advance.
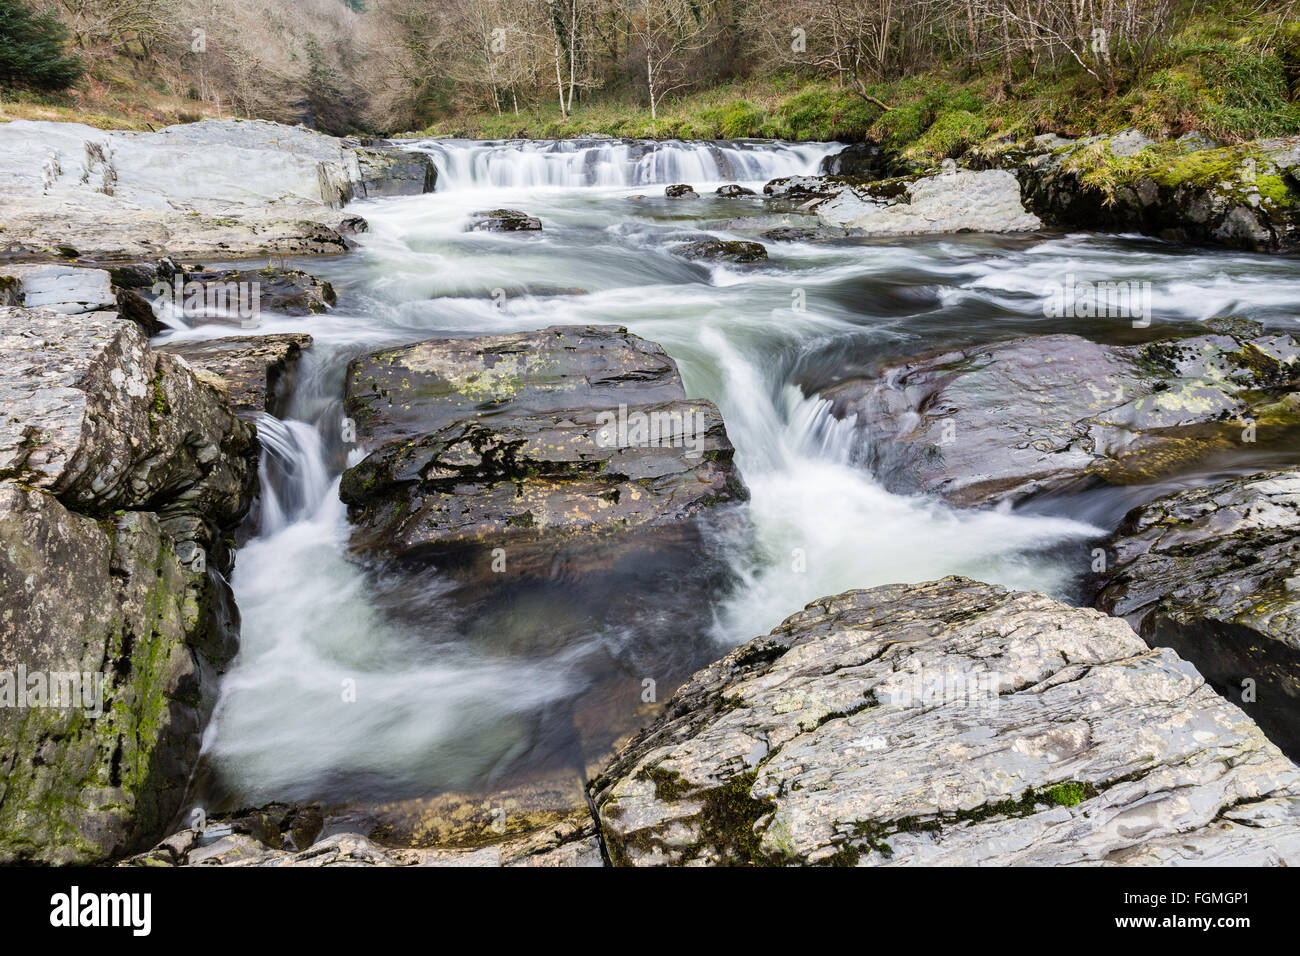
[155,138,1300,813]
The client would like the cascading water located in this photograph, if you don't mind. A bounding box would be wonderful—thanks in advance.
[170,137,1300,820]
[410,137,841,189]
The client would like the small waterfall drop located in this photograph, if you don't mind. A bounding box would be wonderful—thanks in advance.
[408,138,840,190]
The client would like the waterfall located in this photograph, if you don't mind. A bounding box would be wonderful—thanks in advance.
[252,415,334,534]
[407,138,841,190]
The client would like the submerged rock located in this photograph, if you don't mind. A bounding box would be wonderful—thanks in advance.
[1096,469,1300,758]
[467,208,542,232]
[0,118,435,258]
[0,306,257,864]
[672,239,768,263]
[158,333,313,420]
[665,184,699,199]
[826,325,1300,506]
[589,576,1300,866]
[339,325,746,579]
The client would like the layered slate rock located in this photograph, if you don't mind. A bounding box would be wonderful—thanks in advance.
[0,306,257,863]
[1018,130,1300,253]
[1096,469,1300,758]
[589,577,1300,866]
[158,333,313,420]
[826,323,1300,507]
[339,325,746,577]
[0,118,435,259]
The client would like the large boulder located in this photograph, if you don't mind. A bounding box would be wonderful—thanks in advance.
[589,576,1300,866]
[0,306,257,863]
[1017,131,1300,253]
[1096,469,1300,758]
[815,168,1042,235]
[339,325,746,578]
[825,323,1300,507]
[0,118,436,259]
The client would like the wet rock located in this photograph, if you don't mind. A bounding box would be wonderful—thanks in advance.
[762,175,843,201]
[589,576,1300,866]
[339,325,746,579]
[158,333,312,420]
[825,326,1300,507]
[128,809,602,867]
[665,184,699,199]
[715,184,756,197]
[0,118,432,259]
[174,267,337,318]
[0,306,257,864]
[352,143,438,198]
[672,239,768,263]
[1017,131,1300,252]
[816,168,1041,235]
[467,208,542,232]
[1096,469,1300,759]
[760,226,823,242]
[818,140,917,180]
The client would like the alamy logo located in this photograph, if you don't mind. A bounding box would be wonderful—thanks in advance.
[151,275,261,325]
[0,666,103,716]
[49,886,151,936]
[1042,272,1153,327]
[595,404,707,459]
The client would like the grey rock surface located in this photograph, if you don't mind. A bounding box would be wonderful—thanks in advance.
[1097,468,1300,758]
[158,333,313,420]
[590,577,1300,865]
[0,119,435,259]
[817,168,1042,235]
[825,325,1300,506]
[339,325,746,578]
[0,305,256,863]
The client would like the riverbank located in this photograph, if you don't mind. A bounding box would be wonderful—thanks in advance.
[414,20,1300,164]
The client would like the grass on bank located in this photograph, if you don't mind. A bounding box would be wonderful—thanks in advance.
[415,20,1300,161]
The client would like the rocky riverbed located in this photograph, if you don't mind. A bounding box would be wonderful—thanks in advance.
[2,119,1300,866]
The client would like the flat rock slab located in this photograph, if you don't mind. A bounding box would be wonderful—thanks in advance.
[158,333,313,420]
[1,263,115,313]
[589,576,1300,866]
[826,325,1300,506]
[339,325,746,576]
[0,118,435,259]
[1097,468,1300,757]
[816,168,1042,235]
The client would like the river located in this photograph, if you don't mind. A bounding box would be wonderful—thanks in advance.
[153,138,1300,835]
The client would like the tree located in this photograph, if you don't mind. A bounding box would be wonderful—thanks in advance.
[0,0,83,90]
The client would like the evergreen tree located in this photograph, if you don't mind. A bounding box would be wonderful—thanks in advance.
[0,0,83,91]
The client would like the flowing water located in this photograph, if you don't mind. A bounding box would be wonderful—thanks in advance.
[155,138,1300,826]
